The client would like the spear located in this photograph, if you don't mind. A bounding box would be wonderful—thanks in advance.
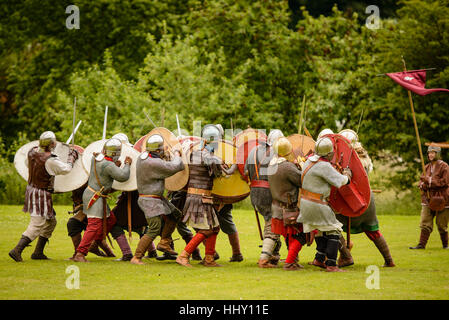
[71,97,76,148]
[298,95,306,135]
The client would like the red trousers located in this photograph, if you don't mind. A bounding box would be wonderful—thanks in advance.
[76,213,116,255]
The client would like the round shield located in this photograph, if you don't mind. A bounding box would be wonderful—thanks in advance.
[233,128,267,149]
[211,140,250,204]
[82,140,139,191]
[133,134,148,153]
[14,141,89,193]
[287,134,316,161]
[236,138,266,180]
[324,134,371,217]
[137,127,190,192]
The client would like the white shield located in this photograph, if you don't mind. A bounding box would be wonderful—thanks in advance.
[82,139,138,191]
[14,141,89,193]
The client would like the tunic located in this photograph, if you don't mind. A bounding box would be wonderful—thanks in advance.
[82,157,130,219]
[244,144,273,220]
[137,153,184,219]
[297,158,348,233]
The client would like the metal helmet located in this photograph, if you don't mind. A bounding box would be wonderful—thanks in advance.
[146,134,164,153]
[267,129,284,146]
[317,128,334,140]
[103,138,122,160]
[315,137,334,156]
[339,129,358,144]
[39,131,57,151]
[274,137,294,161]
[202,124,222,143]
[111,133,132,146]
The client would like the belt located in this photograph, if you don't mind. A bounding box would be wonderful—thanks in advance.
[187,187,212,197]
[300,189,328,205]
[139,194,162,199]
[87,185,108,197]
[272,199,297,210]
[250,180,270,189]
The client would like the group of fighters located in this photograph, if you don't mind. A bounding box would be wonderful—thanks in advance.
[10,121,447,272]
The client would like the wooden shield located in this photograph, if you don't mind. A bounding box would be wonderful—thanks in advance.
[82,140,139,191]
[212,140,250,204]
[325,134,371,217]
[233,128,267,149]
[14,141,89,193]
[287,134,316,161]
[137,127,189,192]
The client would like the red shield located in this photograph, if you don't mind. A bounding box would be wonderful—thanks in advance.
[324,134,371,217]
[236,139,266,181]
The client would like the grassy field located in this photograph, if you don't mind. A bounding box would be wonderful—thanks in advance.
[1,204,449,300]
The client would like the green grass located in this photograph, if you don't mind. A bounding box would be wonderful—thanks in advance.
[1,205,449,300]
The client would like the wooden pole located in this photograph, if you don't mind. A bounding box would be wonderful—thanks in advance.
[127,191,132,243]
[401,57,426,173]
[402,57,429,199]
[254,210,263,241]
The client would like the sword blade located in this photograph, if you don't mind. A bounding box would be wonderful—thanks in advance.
[66,120,82,145]
[176,114,182,137]
[102,106,108,140]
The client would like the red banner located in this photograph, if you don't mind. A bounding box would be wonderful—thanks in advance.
[386,70,449,96]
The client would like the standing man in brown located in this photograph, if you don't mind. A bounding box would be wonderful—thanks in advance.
[410,145,449,249]
[9,131,78,262]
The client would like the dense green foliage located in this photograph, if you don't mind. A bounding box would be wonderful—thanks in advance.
[1,0,449,203]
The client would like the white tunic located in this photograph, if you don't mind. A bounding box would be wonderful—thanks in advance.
[297,158,348,233]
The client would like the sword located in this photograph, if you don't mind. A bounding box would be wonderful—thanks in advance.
[102,106,108,140]
[143,111,175,150]
[176,114,182,137]
[66,120,82,145]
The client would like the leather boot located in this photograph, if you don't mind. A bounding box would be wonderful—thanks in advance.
[203,254,222,267]
[326,265,346,272]
[440,231,448,249]
[337,235,354,267]
[73,252,89,263]
[97,239,115,257]
[145,242,158,259]
[410,229,430,249]
[115,254,133,261]
[31,236,50,260]
[68,233,82,260]
[176,250,192,268]
[9,235,32,262]
[283,262,304,271]
[157,217,178,255]
[131,235,153,265]
[157,238,178,256]
[308,259,326,269]
[258,258,277,268]
[88,241,106,257]
[373,236,395,267]
[228,232,243,262]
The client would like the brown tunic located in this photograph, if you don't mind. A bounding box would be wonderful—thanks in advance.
[22,147,54,218]
[419,160,449,207]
